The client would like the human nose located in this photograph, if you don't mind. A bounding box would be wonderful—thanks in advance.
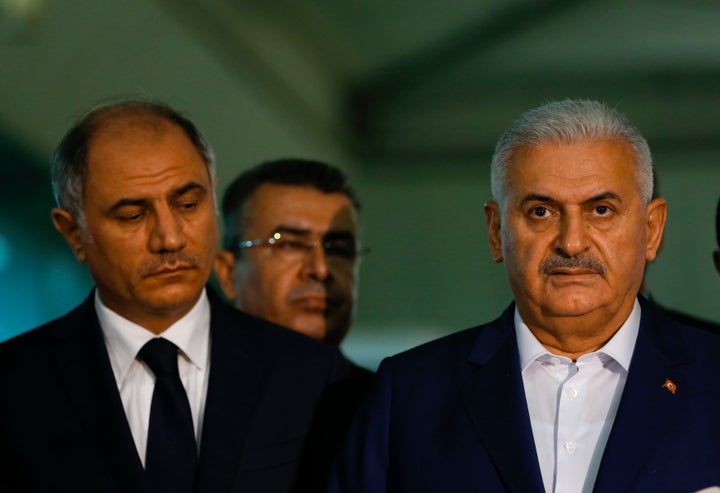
[148,207,186,253]
[299,242,329,280]
[554,211,589,257]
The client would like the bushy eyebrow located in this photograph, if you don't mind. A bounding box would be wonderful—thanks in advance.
[520,191,622,208]
[583,192,622,205]
[271,225,356,241]
[520,194,552,206]
[170,182,207,200]
[272,225,312,237]
[109,181,207,212]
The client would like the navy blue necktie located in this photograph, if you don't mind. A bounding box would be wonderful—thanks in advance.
[139,338,197,493]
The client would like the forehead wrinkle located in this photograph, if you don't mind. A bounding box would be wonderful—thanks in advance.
[273,225,312,237]
[273,224,357,239]
[520,191,622,209]
[583,191,622,204]
[104,181,207,217]
[170,181,207,199]
[520,193,554,206]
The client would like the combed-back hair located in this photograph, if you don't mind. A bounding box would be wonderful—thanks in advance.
[221,158,360,251]
[50,99,215,229]
[490,99,653,210]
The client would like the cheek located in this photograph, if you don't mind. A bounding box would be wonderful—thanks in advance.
[501,230,549,284]
[606,241,646,280]
[333,267,356,289]
[193,222,219,257]
[88,237,135,271]
[84,243,139,292]
[501,228,535,266]
[241,263,294,303]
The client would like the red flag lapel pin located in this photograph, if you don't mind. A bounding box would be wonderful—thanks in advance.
[662,378,677,395]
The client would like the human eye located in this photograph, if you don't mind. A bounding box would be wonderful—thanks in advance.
[116,208,145,223]
[594,205,611,216]
[274,238,308,253]
[324,239,357,259]
[177,200,199,212]
[174,192,202,213]
[530,206,550,218]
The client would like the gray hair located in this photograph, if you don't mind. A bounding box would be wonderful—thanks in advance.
[50,99,216,230]
[490,99,653,209]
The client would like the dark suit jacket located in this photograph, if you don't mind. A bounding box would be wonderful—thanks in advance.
[296,354,374,492]
[0,287,356,493]
[329,296,720,492]
[659,304,720,334]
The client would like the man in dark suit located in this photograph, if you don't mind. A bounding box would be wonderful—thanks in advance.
[214,159,374,490]
[329,100,720,492]
[0,100,350,492]
[214,158,372,381]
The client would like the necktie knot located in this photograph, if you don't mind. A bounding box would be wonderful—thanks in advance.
[139,338,180,378]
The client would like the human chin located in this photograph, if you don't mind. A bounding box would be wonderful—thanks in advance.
[537,287,607,318]
[291,312,328,340]
[137,273,206,310]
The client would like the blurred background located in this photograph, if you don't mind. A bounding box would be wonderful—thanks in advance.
[1,0,719,370]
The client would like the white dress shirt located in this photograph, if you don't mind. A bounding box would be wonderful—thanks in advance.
[516,300,641,493]
[96,289,211,465]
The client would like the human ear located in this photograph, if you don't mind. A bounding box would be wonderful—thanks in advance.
[51,208,87,263]
[484,201,504,263]
[213,250,237,301]
[644,198,667,262]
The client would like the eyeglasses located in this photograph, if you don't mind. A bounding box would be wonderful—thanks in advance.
[237,232,367,263]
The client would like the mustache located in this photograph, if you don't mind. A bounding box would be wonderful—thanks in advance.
[540,254,606,275]
[290,283,342,305]
[140,252,200,276]
[290,283,328,299]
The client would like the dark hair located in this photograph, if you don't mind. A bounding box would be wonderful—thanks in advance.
[221,158,360,250]
[50,99,215,229]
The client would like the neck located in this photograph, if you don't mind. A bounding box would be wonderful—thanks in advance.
[522,302,635,360]
[97,290,202,335]
[530,331,610,361]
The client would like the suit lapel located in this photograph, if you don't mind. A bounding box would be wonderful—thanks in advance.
[52,294,146,493]
[194,293,267,493]
[462,305,545,493]
[592,298,687,493]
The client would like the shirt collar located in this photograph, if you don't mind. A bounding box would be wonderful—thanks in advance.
[96,288,211,383]
[516,298,641,372]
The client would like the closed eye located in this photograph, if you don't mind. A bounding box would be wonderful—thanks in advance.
[324,239,357,259]
[177,200,198,211]
[273,239,308,252]
[116,209,145,222]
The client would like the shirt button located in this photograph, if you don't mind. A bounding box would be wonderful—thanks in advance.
[568,387,578,399]
[565,442,576,454]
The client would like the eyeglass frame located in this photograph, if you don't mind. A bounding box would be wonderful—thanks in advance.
[235,231,368,262]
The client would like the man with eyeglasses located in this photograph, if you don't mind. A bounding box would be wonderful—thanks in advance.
[0,101,352,493]
[214,158,374,489]
[215,158,371,378]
